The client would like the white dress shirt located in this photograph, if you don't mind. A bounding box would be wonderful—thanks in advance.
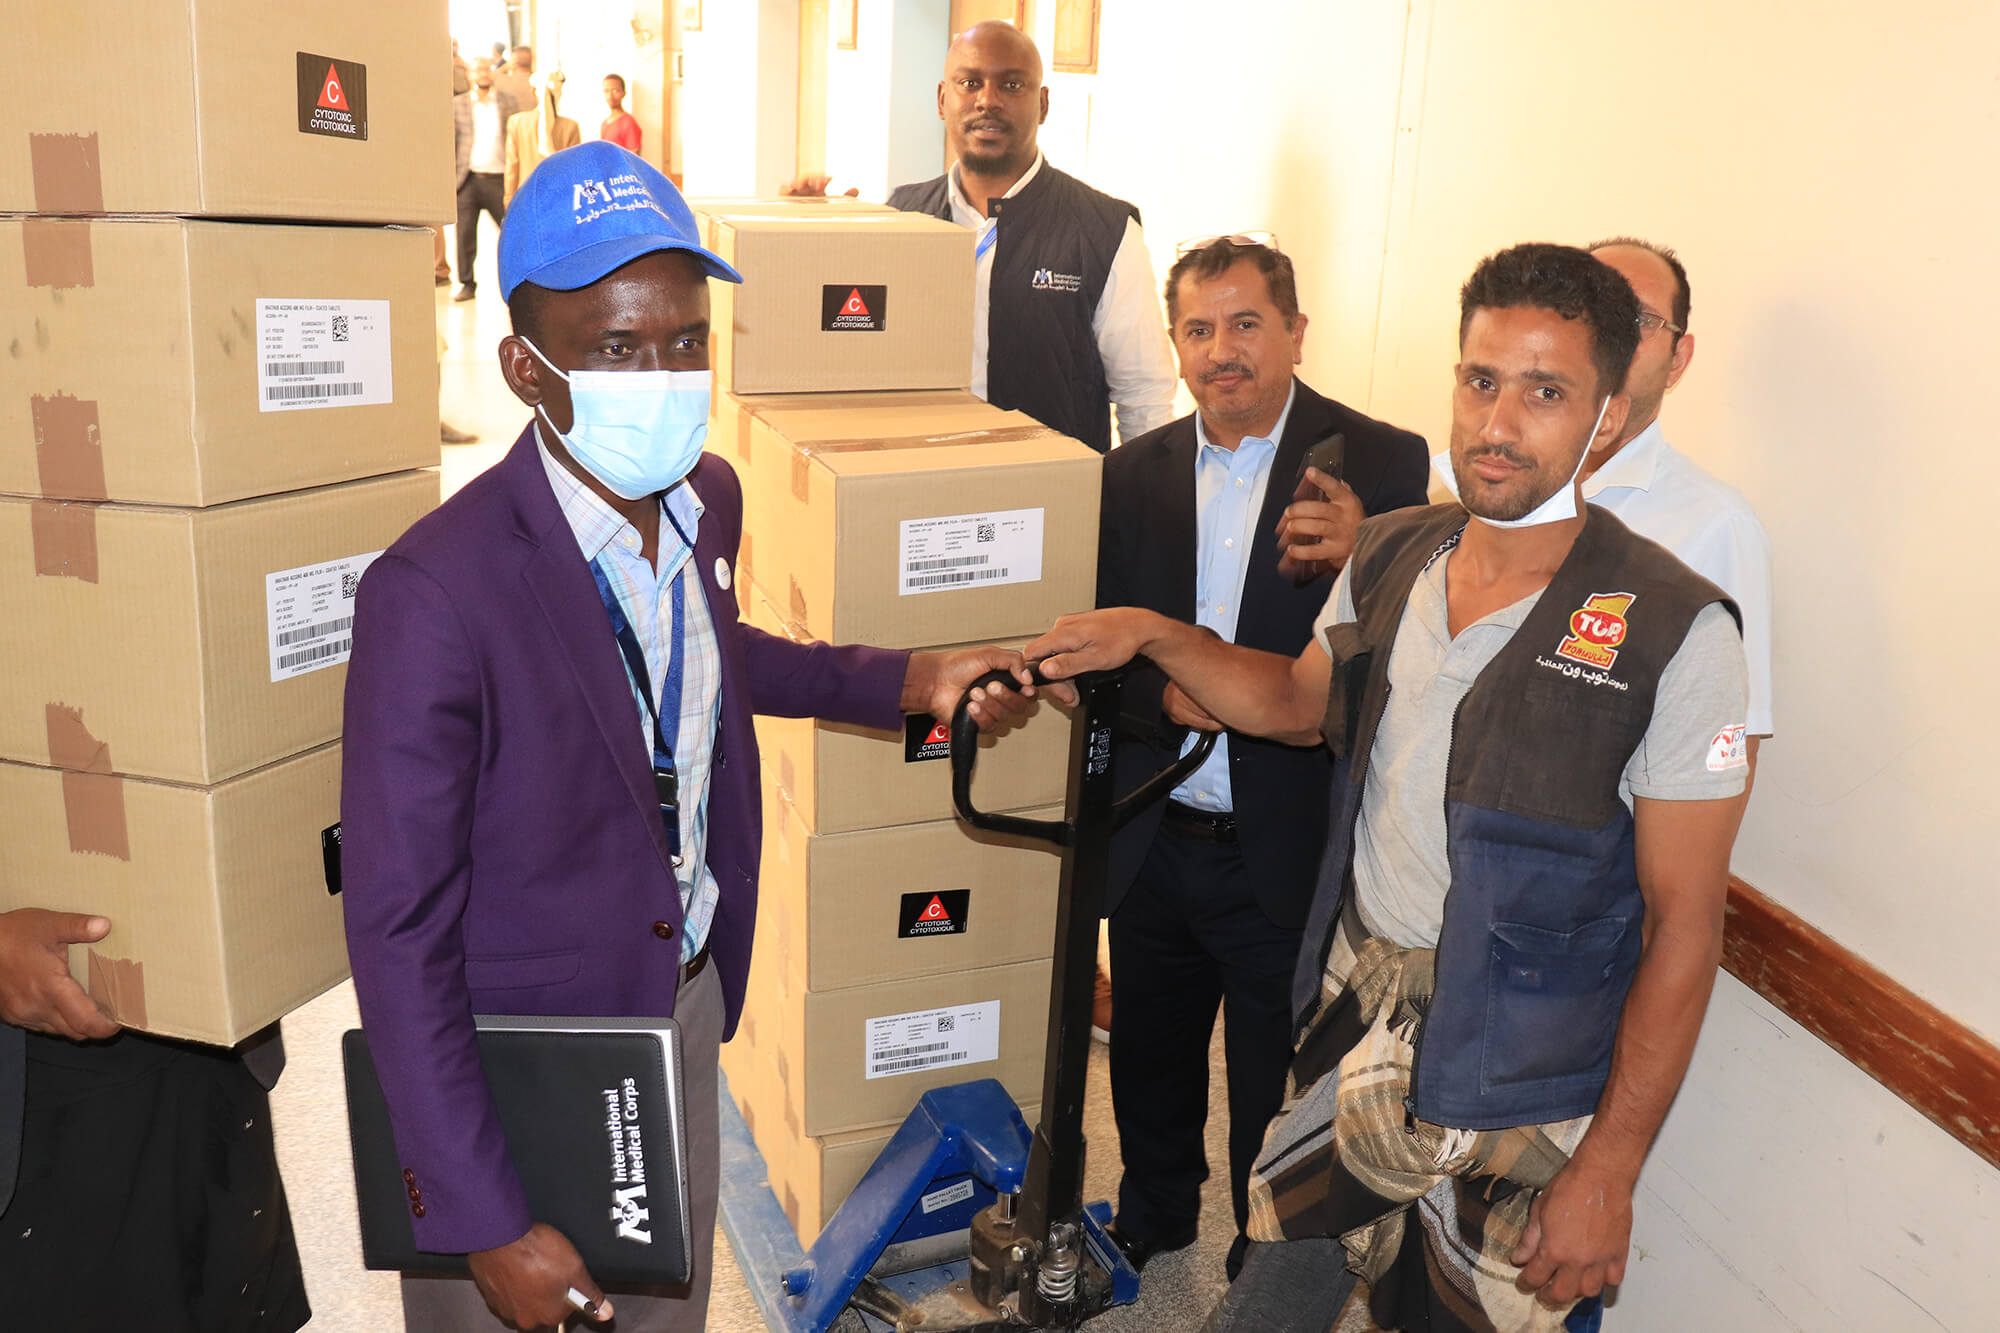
[945,154,1178,444]
[1583,420,1775,735]
[469,93,507,175]
[1172,383,1297,811]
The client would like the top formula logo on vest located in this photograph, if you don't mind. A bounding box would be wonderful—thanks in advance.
[1030,267,1083,293]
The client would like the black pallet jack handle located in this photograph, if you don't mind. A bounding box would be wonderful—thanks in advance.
[948,663,1216,1251]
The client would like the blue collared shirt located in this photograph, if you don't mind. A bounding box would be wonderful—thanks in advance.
[1171,382,1296,811]
[539,439,722,961]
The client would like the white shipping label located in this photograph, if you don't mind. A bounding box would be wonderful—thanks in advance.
[256,299,394,412]
[899,508,1044,596]
[864,999,1000,1080]
[266,551,382,682]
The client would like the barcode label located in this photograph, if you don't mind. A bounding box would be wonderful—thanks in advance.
[266,551,383,681]
[899,509,1042,596]
[275,614,355,647]
[865,1000,1000,1079]
[264,381,365,402]
[257,299,393,413]
[276,637,351,671]
[906,567,1011,590]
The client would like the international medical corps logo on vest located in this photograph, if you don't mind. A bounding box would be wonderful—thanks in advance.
[1030,267,1083,293]
[296,52,368,140]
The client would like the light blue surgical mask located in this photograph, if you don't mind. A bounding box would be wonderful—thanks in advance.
[522,338,711,500]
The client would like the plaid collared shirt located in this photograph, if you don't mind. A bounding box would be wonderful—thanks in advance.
[539,440,722,962]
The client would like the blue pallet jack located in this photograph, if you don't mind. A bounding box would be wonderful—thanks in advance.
[773,665,1215,1333]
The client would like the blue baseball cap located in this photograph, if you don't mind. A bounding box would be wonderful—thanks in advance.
[497,141,741,300]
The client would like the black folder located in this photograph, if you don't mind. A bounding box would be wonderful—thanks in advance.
[343,1015,693,1286]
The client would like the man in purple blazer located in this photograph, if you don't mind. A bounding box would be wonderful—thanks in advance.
[341,142,1036,1332]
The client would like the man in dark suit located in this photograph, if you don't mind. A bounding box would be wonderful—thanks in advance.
[1097,237,1429,1279]
[0,909,307,1329]
[340,142,1034,1332]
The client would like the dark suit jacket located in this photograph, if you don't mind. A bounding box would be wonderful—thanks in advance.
[340,427,908,1254]
[1100,379,1429,927]
[0,1023,20,1214]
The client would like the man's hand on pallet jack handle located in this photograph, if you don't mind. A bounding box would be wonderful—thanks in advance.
[1029,608,1325,746]
[467,1222,612,1329]
[903,646,1064,731]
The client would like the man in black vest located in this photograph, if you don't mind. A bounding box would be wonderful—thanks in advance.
[1095,237,1427,1280]
[1029,245,1751,1330]
[885,21,1175,452]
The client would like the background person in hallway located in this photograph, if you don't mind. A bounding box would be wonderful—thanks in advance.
[341,142,1038,1333]
[504,67,581,204]
[454,57,517,302]
[1095,236,1428,1281]
[1585,238,1773,772]
[493,44,537,113]
[1028,245,1751,1332]
[601,73,642,153]
[792,21,1176,452]
[0,909,308,1330]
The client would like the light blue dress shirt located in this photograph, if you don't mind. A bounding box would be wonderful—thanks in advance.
[1171,382,1297,811]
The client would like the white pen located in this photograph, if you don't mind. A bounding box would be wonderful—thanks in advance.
[566,1286,600,1319]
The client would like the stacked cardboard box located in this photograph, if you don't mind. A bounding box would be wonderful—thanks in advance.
[695,201,1103,1243]
[0,1,450,1046]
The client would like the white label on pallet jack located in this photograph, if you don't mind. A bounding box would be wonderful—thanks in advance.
[920,1179,977,1214]
[863,1000,1000,1079]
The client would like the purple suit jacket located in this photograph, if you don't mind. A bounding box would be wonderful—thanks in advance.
[341,426,908,1253]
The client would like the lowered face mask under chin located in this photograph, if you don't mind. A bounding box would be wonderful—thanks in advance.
[1432,394,1610,530]
[521,338,712,501]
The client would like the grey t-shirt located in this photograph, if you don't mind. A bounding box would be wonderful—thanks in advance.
[1312,548,1749,949]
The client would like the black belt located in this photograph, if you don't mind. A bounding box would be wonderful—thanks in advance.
[679,945,712,987]
[1161,800,1238,843]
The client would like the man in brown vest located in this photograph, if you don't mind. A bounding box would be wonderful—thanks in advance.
[1030,244,1751,1331]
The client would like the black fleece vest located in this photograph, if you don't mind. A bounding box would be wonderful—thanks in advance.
[1297,503,1738,1127]
[888,162,1137,452]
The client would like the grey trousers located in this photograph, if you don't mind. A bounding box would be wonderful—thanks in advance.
[400,963,725,1332]
[1204,1237,1359,1333]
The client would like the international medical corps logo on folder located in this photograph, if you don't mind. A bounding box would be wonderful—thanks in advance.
[822,284,887,331]
[297,52,368,140]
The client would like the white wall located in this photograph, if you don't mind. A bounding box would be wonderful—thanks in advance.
[993,1,2000,1327]
[822,0,948,200]
[680,0,798,196]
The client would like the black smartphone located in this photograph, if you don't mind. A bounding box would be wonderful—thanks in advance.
[1294,431,1346,493]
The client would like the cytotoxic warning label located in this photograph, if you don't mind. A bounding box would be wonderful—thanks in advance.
[864,1000,1000,1079]
[899,507,1044,596]
[267,550,381,681]
[257,299,393,412]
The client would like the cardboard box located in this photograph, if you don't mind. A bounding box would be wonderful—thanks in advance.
[707,212,973,394]
[718,391,1100,649]
[758,956,1051,1138]
[0,470,438,785]
[12,0,451,222]
[3,218,441,506]
[689,196,897,250]
[758,776,1064,990]
[0,742,348,1046]
[745,583,1073,832]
